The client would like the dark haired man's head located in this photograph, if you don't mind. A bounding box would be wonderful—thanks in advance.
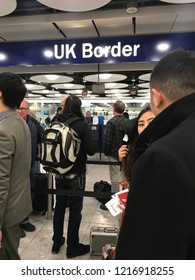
[113,100,125,115]
[123,112,129,119]
[56,106,63,114]
[0,72,27,110]
[150,49,195,116]
[62,95,84,118]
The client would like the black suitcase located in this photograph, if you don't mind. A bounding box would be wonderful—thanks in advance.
[32,173,50,214]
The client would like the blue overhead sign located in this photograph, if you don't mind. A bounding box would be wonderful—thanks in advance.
[0,32,194,66]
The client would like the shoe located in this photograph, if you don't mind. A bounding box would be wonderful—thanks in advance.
[20,228,26,238]
[20,222,36,232]
[100,203,108,211]
[52,237,65,254]
[66,243,90,258]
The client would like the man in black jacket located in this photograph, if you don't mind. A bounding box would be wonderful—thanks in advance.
[52,95,97,258]
[17,99,44,237]
[115,50,195,260]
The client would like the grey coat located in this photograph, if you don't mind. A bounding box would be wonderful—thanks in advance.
[0,110,32,229]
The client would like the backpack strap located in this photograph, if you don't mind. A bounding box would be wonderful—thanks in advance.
[65,117,82,126]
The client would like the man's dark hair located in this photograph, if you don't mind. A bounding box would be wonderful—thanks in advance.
[113,100,125,114]
[63,95,84,118]
[0,72,27,109]
[150,49,195,101]
[123,111,129,119]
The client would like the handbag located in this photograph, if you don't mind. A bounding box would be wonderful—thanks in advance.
[93,180,111,204]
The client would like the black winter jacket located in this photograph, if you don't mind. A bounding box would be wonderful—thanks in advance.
[26,114,44,167]
[116,93,195,260]
[56,114,97,175]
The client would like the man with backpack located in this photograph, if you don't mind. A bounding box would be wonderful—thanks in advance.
[50,95,97,258]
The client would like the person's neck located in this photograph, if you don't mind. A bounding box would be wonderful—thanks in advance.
[0,102,10,113]
[114,112,122,116]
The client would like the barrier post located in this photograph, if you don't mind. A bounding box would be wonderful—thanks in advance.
[47,172,53,220]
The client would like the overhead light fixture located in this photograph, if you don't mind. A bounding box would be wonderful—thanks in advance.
[37,0,111,12]
[99,73,112,80]
[0,0,16,16]
[126,0,138,14]
[159,0,195,3]
[45,74,59,81]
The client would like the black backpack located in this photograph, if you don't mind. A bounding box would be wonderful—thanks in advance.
[93,180,111,204]
[41,117,81,174]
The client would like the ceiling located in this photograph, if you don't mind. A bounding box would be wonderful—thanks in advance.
[0,0,195,106]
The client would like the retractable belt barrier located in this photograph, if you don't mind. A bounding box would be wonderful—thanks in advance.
[33,159,119,220]
[32,187,113,198]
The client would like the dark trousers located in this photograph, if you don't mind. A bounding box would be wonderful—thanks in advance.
[53,173,85,249]
[0,224,21,260]
[20,164,35,226]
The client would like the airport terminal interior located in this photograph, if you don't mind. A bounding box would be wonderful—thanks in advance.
[0,0,195,260]
[1,0,195,118]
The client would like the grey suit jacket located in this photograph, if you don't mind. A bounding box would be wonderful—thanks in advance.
[0,109,32,229]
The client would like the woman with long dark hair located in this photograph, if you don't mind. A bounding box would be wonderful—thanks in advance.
[119,106,155,185]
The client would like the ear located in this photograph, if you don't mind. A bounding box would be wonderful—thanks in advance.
[151,88,164,109]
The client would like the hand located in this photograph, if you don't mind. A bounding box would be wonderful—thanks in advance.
[118,145,129,161]
[118,198,127,211]
[119,180,130,189]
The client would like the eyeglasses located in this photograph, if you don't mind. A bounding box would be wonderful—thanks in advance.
[17,107,29,111]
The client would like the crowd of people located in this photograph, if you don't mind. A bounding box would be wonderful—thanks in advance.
[0,49,195,260]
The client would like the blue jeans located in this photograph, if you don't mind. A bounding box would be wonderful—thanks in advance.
[52,173,85,248]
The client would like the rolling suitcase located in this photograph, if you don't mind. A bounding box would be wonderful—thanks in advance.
[32,173,50,214]
[90,226,118,255]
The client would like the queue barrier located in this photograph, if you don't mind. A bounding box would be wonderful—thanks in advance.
[32,159,119,220]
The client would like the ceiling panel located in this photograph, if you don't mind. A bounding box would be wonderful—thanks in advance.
[172,13,195,32]
[95,17,133,36]
[57,20,97,38]
[0,23,59,41]
[136,14,176,34]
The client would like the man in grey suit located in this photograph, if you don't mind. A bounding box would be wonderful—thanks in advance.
[0,72,32,260]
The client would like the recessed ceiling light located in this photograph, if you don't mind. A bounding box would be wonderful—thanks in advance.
[126,0,138,14]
